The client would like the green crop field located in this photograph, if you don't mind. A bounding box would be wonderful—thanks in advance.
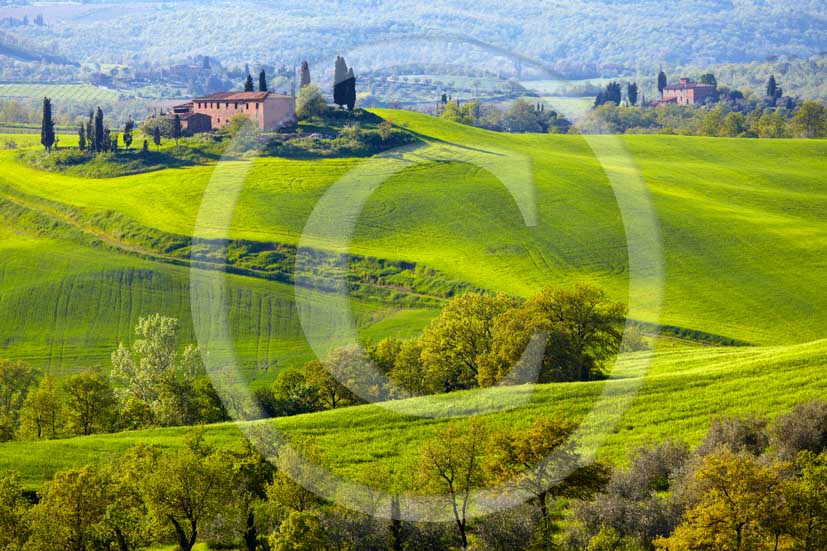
[1,337,825,490]
[2,110,826,356]
[0,83,125,102]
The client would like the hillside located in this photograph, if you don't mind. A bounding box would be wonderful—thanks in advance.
[2,338,825,490]
[3,1,826,71]
[1,111,825,380]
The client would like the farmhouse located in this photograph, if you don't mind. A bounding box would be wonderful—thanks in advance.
[661,78,717,106]
[189,91,296,131]
[170,102,212,133]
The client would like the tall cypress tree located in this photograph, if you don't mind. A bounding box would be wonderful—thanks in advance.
[767,75,778,98]
[657,70,667,97]
[93,107,104,153]
[244,74,255,92]
[333,56,349,108]
[172,114,182,146]
[345,67,356,111]
[300,60,311,88]
[123,118,134,150]
[627,82,639,106]
[87,110,94,151]
[40,97,55,152]
[258,70,267,92]
[78,124,86,152]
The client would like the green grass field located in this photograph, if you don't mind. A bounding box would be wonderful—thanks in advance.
[0,83,125,102]
[1,338,824,490]
[2,111,825,352]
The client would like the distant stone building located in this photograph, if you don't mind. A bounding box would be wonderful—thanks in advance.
[661,78,718,106]
[170,102,212,134]
[190,91,296,130]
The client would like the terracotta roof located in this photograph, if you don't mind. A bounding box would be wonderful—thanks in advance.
[177,112,209,120]
[193,91,291,101]
[663,82,716,91]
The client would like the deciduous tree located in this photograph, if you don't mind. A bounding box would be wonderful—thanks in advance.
[19,375,61,439]
[63,369,116,436]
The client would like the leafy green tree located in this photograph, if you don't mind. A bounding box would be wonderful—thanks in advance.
[418,422,488,549]
[657,70,667,96]
[788,451,827,550]
[0,360,38,441]
[482,285,625,384]
[700,73,717,85]
[487,416,609,522]
[388,339,427,396]
[296,84,328,120]
[699,104,726,137]
[0,471,29,550]
[110,314,202,427]
[503,99,543,132]
[40,97,55,152]
[266,441,325,513]
[245,74,255,92]
[123,118,134,149]
[27,465,110,551]
[419,293,517,392]
[272,369,320,415]
[231,439,276,551]
[269,511,329,551]
[104,444,160,551]
[141,431,233,551]
[63,369,116,436]
[19,374,61,439]
[757,110,789,138]
[654,449,789,551]
[793,101,827,138]
[304,359,355,410]
[722,111,747,137]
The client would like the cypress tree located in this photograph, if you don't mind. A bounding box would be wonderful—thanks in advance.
[258,70,267,92]
[40,97,55,152]
[244,74,255,92]
[87,110,94,150]
[345,67,356,111]
[93,107,104,153]
[657,70,667,97]
[78,124,86,152]
[627,82,639,106]
[300,60,311,88]
[333,56,349,109]
[142,139,149,153]
[153,126,161,150]
[172,114,182,146]
[767,75,778,99]
[123,118,134,149]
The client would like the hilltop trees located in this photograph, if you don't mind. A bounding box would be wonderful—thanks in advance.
[700,73,717,85]
[333,56,356,111]
[296,84,327,120]
[39,97,54,152]
[658,70,667,96]
[767,74,778,99]
[244,74,255,92]
[259,69,267,92]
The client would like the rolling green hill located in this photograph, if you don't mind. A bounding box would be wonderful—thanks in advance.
[1,338,825,490]
[1,110,825,375]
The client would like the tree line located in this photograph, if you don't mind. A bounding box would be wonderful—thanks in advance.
[1,398,826,550]
[0,314,228,442]
[257,285,637,418]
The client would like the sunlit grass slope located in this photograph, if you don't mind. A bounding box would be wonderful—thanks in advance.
[0,221,432,377]
[2,113,825,345]
[1,339,825,490]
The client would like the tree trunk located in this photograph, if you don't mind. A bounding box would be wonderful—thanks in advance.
[169,516,194,551]
[114,527,129,551]
[391,495,403,551]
